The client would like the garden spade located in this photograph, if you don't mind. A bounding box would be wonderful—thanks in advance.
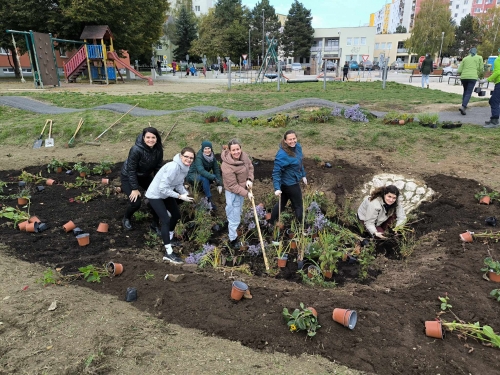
[67,118,83,148]
[33,119,49,148]
[45,120,54,147]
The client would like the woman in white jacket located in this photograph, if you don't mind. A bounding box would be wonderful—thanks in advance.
[145,147,195,263]
[357,185,406,239]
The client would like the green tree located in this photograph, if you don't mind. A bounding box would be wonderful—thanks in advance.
[250,0,281,64]
[395,25,407,33]
[446,14,480,58]
[281,0,314,59]
[190,10,224,62]
[405,0,455,57]
[476,7,500,58]
[173,5,198,62]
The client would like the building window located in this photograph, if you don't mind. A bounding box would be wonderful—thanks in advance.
[476,0,482,3]
[375,43,380,49]
[195,5,200,11]
[346,38,352,45]
[387,42,392,49]
[0,47,10,55]
[59,47,67,57]
[360,37,366,45]
[475,7,481,11]
[353,38,359,45]
[156,43,162,49]
[380,42,386,49]
[455,12,458,17]
[486,0,492,3]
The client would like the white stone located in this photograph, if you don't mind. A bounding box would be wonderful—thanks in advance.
[415,187,426,195]
[372,178,383,188]
[394,180,405,190]
[405,181,417,192]
[404,191,414,201]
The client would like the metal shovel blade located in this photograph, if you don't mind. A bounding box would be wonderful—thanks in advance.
[45,120,54,147]
[33,137,44,148]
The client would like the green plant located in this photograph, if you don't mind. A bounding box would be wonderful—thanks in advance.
[18,170,45,184]
[417,112,439,124]
[441,320,500,348]
[74,193,93,203]
[204,110,224,122]
[474,187,500,202]
[47,158,66,173]
[73,162,90,174]
[383,111,399,122]
[0,180,6,195]
[92,160,113,175]
[139,271,155,280]
[490,289,500,302]
[439,295,452,311]
[144,231,162,247]
[317,230,343,273]
[17,188,31,200]
[199,246,223,268]
[36,268,58,286]
[282,302,321,337]
[78,265,109,283]
[357,242,376,280]
[481,257,500,275]
[274,240,290,259]
[133,210,151,222]
[0,205,30,226]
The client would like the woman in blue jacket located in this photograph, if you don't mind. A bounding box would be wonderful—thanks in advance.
[270,130,307,225]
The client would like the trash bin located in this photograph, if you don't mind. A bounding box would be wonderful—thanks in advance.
[305,67,311,75]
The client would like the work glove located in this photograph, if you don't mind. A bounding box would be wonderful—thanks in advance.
[247,191,254,200]
[246,180,253,189]
[374,232,387,240]
[275,190,282,196]
[217,186,223,194]
[302,177,307,185]
[179,194,194,202]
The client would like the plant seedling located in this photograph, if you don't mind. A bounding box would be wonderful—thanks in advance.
[481,257,500,275]
[282,302,321,337]
[490,289,500,302]
[438,295,452,311]
[139,271,155,280]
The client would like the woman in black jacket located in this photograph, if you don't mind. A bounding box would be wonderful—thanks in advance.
[121,127,163,231]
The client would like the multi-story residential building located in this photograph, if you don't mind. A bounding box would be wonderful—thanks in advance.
[373,32,419,65]
[449,0,473,23]
[470,0,496,17]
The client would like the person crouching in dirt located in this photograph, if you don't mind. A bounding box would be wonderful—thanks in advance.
[221,139,254,250]
[145,147,196,264]
[186,140,223,210]
[357,185,406,239]
[121,127,163,233]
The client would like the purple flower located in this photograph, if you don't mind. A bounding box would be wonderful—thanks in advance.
[248,244,261,256]
[185,243,215,264]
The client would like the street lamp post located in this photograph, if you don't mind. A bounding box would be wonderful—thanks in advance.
[248,28,251,70]
[262,9,265,61]
[439,32,445,67]
[338,31,341,77]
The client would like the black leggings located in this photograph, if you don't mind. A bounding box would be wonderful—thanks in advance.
[121,174,158,223]
[148,198,181,245]
[270,183,303,224]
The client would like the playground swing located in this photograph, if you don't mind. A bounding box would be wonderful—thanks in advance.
[10,34,26,83]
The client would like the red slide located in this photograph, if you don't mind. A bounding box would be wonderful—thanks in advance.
[107,51,153,86]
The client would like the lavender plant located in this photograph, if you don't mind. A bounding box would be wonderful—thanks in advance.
[331,104,369,123]
[185,243,215,264]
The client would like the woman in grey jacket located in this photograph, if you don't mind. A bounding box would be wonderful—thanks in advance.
[357,185,406,239]
[145,147,195,264]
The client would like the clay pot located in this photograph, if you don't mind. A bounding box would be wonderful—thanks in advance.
[488,271,500,282]
[63,220,76,233]
[398,119,405,125]
[97,222,109,233]
[323,270,333,279]
[306,306,318,318]
[46,178,56,186]
[286,229,295,239]
[107,262,124,276]
[332,308,357,330]
[76,233,90,246]
[28,216,41,224]
[264,212,272,221]
[231,280,248,301]
[307,265,320,279]
[277,257,287,268]
[102,178,109,185]
[239,241,249,252]
[290,239,297,250]
[459,231,473,243]
[17,197,28,205]
[18,220,29,231]
[56,167,63,173]
[276,222,285,230]
[342,253,348,262]
[425,321,444,339]
[26,222,38,233]
[79,172,87,178]
[105,169,112,174]
[479,196,491,205]
[236,228,243,237]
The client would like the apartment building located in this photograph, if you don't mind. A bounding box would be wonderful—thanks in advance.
[470,0,497,16]
[373,32,419,64]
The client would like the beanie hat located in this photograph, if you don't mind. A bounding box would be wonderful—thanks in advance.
[201,140,213,150]
[470,47,477,56]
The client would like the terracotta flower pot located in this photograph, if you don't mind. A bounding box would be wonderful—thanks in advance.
[277,257,287,268]
[97,222,109,233]
[56,167,63,173]
[489,271,500,282]
[26,222,38,233]
[307,265,320,279]
[46,178,56,186]
[459,231,473,243]
[107,262,124,276]
[290,239,297,250]
[276,222,285,230]
[63,220,76,233]
[306,306,317,318]
[332,308,357,329]
[286,229,295,239]
[264,212,272,220]
[18,220,29,231]
[76,233,90,246]
[479,196,491,205]
[323,270,333,279]
[79,172,87,178]
[17,197,28,205]
[425,320,444,339]
[101,178,109,185]
[398,119,405,125]
[231,280,248,301]
[28,216,41,224]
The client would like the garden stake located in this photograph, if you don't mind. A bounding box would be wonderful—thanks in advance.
[162,122,178,145]
[86,103,138,146]
[67,118,84,148]
[33,119,49,148]
[249,189,270,270]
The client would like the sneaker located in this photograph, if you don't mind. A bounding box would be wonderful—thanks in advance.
[162,252,184,264]
[229,238,241,251]
[150,223,162,237]
[122,218,133,231]
[459,106,466,115]
[484,118,500,128]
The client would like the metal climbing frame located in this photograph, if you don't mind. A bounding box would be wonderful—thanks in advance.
[255,36,281,83]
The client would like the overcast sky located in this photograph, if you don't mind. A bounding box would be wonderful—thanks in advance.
[240,0,389,28]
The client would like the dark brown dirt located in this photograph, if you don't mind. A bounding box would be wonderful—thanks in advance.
[1,159,500,375]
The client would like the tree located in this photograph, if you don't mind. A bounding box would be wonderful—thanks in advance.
[395,26,407,33]
[281,0,314,59]
[405,0,455,57]
[476,7,500,58]
[173,5,198,62]
[250,0,281,63]
[190,10,224,61]
[446,15,480,58]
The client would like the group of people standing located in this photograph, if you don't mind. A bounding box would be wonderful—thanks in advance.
[120,127,407,264]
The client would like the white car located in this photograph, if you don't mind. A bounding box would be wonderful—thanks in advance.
[291,63,302,71]
[443,65,458,75]
[161,65,173,73]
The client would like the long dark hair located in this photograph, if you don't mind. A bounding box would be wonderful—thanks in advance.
[142,127,162,150]
[369,185,400,206]
[280,130,297,157]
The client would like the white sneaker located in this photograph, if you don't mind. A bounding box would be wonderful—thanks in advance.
[163,252,183,264]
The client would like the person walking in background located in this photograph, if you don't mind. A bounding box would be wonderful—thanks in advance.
[172,60,177,76]
[420,54,433,89]
[220,62,224,74]
[156,59,162,76]
[120,127,163,233]
[186,140,223,210]
[145,147,196,264]
[485,48,500,128]
[269,130,307,227]
[221,139,254,250]
[342,61,349,81]
[457,47,483,115]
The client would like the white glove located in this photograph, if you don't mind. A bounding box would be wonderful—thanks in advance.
[302,177,307,185]
[217,186,223,194]
[246,180,253,189]
[179,194,194,202]
[374,232,386,239]
[247,191,254,200]
[275,190,282,196]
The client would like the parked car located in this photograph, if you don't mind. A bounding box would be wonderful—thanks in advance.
[325,61,337,71]
[291,63,302,71]
[372,62,381,70]
[161,65,173,73]
[390,61,405,70]
[361,60,373,70]
[349,61,359,71]
[443,65,458,75]
[210,64,220,71]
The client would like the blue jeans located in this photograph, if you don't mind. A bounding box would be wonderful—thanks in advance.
[187,175,212,198]
[461,79,476,108]
[225,191,243,241]
[490,82,500,119]
[421,75,429,88]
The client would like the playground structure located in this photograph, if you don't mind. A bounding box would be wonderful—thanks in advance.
[256,36,287,83]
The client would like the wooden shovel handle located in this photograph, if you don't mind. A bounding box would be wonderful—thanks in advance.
[94,103,138,141]
[47,120,53,138]
[249,189,270,270]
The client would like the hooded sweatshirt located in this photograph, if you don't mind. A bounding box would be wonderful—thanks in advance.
[357,196,406,235]
[145,154,189,199]
[220,149,254,197]
[272,141,306,191]
[121,133,163,190]
[458,53,483,80]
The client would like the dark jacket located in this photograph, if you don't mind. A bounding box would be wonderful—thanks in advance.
[420,56,434,75]
[186,149,222,185]
[121,134,163,190]
[272,142,306,190]
[343,63,349,74]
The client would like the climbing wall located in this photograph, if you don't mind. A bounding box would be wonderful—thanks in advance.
[32,32,58,86]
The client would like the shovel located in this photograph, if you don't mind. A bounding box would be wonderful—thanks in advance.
[66,118,84,148]
[45,120,54,147]
[249,188,270,270]
[33,119,49,148]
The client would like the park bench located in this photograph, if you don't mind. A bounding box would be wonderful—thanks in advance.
[409,69,443,83]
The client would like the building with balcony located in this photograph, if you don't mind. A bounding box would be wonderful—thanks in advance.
[373,32,419,65]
